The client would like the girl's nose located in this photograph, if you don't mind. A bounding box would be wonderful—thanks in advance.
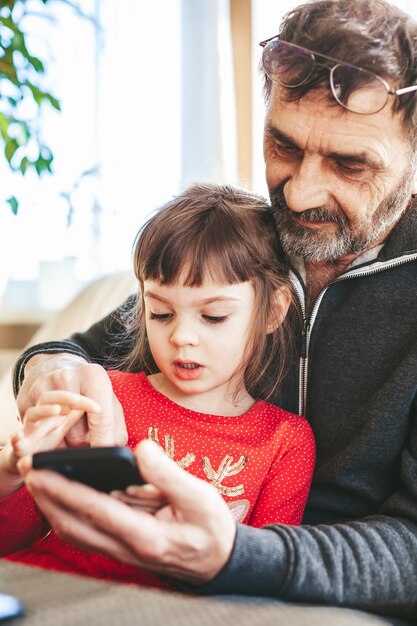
[169,321,199,347]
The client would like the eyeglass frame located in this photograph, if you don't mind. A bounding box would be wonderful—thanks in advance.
[259,36,417,114]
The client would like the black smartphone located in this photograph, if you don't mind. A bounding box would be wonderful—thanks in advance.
[32,446,145,493]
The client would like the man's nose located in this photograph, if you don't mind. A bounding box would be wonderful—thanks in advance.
[284,156,331,212]
[169,319,199,347]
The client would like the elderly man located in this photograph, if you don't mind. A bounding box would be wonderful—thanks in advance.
[11,0,417,621]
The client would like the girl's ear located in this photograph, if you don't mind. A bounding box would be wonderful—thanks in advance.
[266,286,292,334]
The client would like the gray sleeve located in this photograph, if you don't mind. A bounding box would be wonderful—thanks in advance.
[12,340,92,397]
[195,395,417,621]
[197,518,417,621]
[12,295,137,396]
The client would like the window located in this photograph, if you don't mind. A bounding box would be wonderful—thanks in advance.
[0,0,237,311]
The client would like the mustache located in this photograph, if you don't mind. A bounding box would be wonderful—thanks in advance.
[270,185,348,227]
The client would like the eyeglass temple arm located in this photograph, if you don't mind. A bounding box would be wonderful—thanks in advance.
[259,35,278,48]
[394,85,417,96]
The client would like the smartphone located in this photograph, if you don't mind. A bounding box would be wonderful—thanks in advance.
[32,446,145,493]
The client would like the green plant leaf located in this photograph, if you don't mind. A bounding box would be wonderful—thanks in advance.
[17,120,29,144]
[34,149,54,175]
[43,92,61,110]
[0,15,18,35]
[0,0,91,210]
[24,80,57,107]
[0,1,15,11]
[6,195,18,215]
[19,155,29,174]
[24,80,42,105]
[11,31,25,51]
[0,52,19,84]
[0,111,10,135]
[5,137,18,163]
[28,55,45,73]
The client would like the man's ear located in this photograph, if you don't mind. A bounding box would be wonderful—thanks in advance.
[266,286,292,334]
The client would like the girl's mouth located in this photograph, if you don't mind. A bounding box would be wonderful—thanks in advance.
[173,361,203,380]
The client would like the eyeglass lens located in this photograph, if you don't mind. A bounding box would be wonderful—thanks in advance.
[262,40,315,88]
[262,39,390,114]
[330,65,388,114]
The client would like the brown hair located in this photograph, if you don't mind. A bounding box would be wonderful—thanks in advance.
[262,0,417,145]
[120,182,294,400]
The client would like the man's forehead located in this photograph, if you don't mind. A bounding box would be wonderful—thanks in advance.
[265,86,409,161]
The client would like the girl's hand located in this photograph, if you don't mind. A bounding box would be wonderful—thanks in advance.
[110,483,167,514]
[17,358,127,448]
[14,390,102,462]
[0,437,27,499]
[0,391,100,500]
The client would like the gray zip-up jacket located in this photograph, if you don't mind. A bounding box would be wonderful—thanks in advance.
[14,206,417,622]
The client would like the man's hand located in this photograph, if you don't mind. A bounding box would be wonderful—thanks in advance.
[111,483,168,514]
[21,439,237,584]
[17,354,127,447]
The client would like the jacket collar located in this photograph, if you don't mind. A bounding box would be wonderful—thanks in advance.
[378,203,417,261]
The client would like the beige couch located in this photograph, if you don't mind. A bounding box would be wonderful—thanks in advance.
[0,271,137,444]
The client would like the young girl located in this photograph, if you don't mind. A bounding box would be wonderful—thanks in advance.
[0,182,315,588]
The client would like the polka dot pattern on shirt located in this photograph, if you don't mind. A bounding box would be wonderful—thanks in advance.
[109,370,316,527]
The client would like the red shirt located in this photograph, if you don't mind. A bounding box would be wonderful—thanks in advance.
[1,371,315,587]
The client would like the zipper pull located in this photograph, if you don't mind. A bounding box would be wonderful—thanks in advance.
[301,317,310,358]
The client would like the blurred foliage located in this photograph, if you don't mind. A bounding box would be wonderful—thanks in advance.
[0,0,87,213]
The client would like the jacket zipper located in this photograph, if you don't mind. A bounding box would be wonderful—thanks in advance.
[291,253,417,417]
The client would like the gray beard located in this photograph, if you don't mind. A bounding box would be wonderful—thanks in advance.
[270,174,414,262]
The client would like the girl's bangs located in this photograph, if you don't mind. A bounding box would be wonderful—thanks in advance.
[142,229,251,286]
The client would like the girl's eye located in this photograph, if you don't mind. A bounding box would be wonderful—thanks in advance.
[149,312,172,322]
[202,315,229,324]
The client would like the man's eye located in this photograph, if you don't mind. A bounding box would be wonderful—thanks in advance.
[202,315,229,324]
[149,312,172,322]
[337,161,365,175]
[273,142,300,158]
